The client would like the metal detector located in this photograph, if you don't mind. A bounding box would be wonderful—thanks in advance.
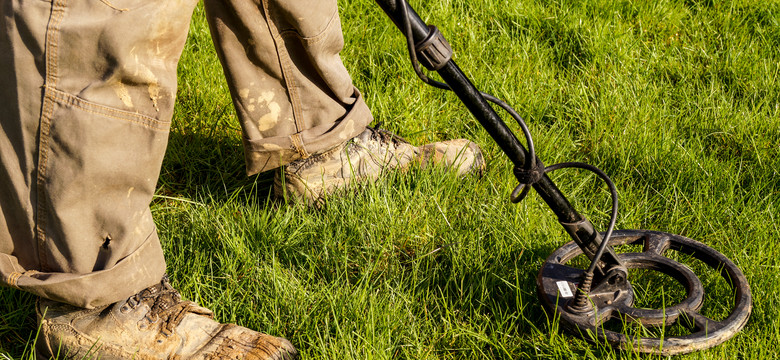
[374,0,752,355]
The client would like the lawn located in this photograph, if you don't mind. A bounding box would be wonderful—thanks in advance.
[2,0,779,358]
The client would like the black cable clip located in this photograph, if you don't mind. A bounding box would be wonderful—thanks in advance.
[415,25,453,71]
[511,160,545,203]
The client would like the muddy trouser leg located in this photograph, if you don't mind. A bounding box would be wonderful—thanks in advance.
[204,0,374,175]
[0,0,199,309]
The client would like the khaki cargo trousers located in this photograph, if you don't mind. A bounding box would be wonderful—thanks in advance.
[0,0,372,309]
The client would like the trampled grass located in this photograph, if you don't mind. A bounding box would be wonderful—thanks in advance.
[2,0,779,358]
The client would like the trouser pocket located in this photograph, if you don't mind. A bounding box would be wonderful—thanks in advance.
[37,89,170,274]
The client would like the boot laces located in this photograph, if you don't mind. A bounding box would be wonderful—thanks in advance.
[127,275,198,337]
[367,126,409,145]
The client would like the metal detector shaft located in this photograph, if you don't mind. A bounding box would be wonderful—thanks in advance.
[374,0,622,273]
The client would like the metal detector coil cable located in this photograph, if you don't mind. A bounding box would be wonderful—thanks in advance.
[397,0,617,295]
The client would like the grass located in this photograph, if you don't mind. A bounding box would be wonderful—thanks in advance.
[2,0,779,358]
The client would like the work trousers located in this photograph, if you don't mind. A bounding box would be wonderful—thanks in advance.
[0,0,372,309]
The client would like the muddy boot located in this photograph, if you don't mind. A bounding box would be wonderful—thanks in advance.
[274,127,484,204]
[35,276,297,360]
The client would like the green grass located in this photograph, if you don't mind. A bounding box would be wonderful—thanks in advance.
[2,0,779,358]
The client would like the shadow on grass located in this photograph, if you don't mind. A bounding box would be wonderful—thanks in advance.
[157,130,276,206]
[0,287,38,357]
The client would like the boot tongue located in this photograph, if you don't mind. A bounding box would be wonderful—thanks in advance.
[367,127,409,145]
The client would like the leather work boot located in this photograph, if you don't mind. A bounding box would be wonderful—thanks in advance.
[274,127,485,204]
[35,276,298,360]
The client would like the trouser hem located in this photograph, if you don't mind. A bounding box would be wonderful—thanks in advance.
[1,228,166,309]
[243,88,373,175]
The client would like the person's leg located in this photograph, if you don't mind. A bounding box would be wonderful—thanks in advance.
[0,0,180,310]
[0,1,296,358]
[204,0,484,204]
[204,0,373,175]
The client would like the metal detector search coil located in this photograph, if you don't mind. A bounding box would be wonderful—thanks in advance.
[374,0,752,355]
[538,230,751,355]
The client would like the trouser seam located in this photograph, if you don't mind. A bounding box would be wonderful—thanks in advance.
[260,0,307,157]
[7,272,22,289]
[290,133,308,158]
[36,0,67,272]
